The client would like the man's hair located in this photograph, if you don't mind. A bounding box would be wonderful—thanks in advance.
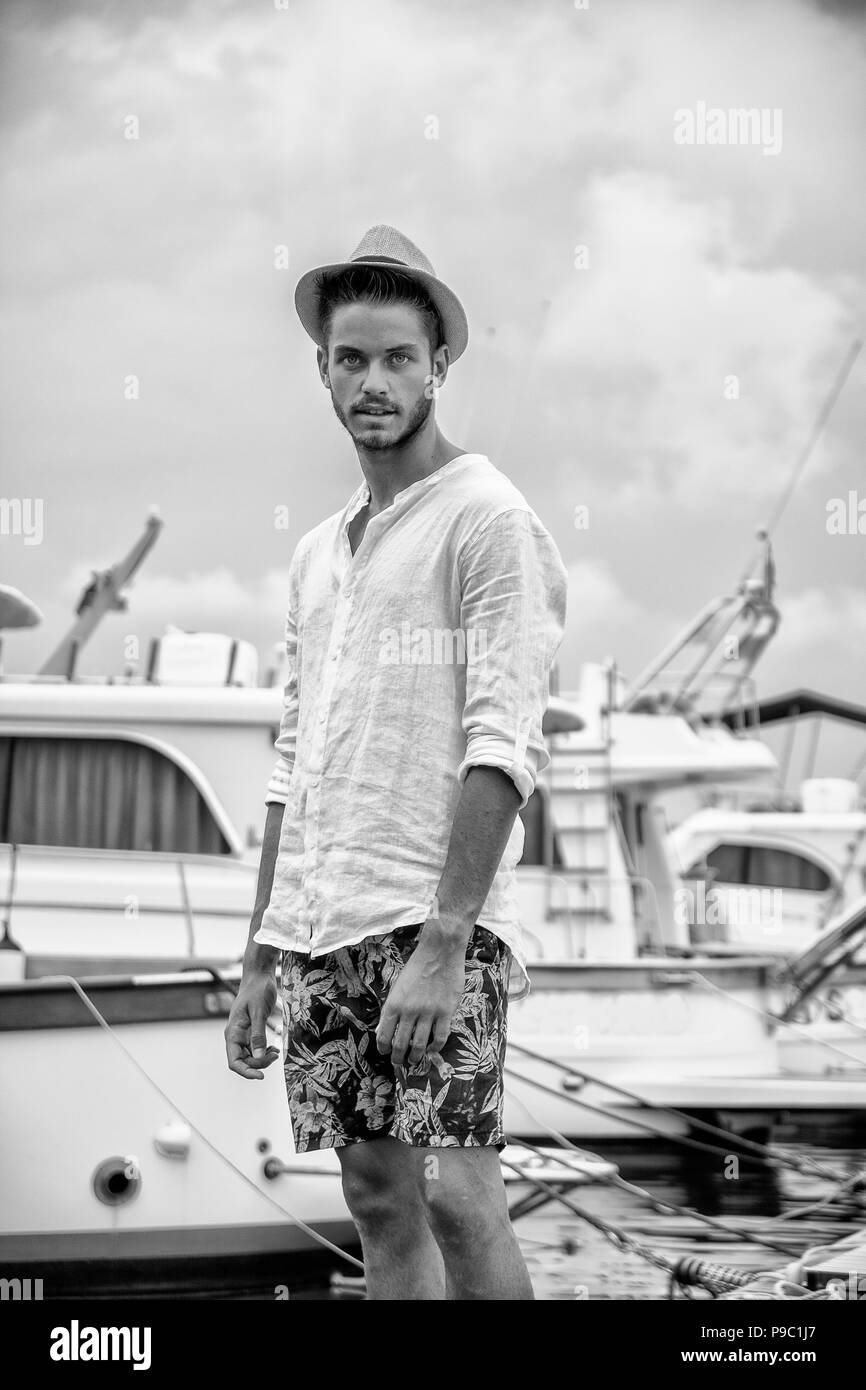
[316,265,442,358]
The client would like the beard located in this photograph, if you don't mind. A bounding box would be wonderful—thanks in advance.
[331,388,433,451]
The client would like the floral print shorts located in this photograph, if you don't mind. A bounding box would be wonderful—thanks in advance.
[280,924,510,1151]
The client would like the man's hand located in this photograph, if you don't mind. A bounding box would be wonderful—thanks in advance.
[376,932,466,1069]
[224,967,280,1079]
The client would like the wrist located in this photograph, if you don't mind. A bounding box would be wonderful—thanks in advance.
[243,941,279,974]
[420,913,473,953]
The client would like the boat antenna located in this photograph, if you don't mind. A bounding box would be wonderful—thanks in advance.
[738,337,862,586]
[37,508,164,679]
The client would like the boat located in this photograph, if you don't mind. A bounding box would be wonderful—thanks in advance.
[669,691,866,954]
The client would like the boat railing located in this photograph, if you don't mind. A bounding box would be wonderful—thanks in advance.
[0,673,141,685]
[698,782,805,813]
[0,672,282,688]
[541,868,673,957]
[0,843,252,952]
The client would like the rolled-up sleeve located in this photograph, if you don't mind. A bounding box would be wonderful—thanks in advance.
[265,552,301,806]
[455,508,568,810]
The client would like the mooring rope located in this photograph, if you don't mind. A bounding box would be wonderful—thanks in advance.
[507,1038,844,1181]
[690,970,866,1068]
[508,1085,864,1235]
[501,1144,850,1299]
[504,1062,846,1182]
[507,1104,806,1256]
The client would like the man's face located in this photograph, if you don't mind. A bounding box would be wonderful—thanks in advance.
[318,301,445,450]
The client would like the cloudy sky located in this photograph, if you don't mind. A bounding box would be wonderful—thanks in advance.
[1,0,864,773]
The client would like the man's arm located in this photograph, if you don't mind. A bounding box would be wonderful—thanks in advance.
[225,556,301,1080]
[224,800,285,1078]
[243,800,285,970]
[376,766,521,1068]
[433,765,522,931]
[376,508,568,1069]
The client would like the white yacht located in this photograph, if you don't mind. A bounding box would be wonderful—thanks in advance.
[669,691,866,955]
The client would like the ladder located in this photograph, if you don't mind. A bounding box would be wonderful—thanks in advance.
[544,665,616,942]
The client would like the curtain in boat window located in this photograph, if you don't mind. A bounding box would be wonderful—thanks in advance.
[706,841,831,892]
[745,845,832,893]
[704,843,748,883]
[0,736,11,841]
[0,736,230,854]
[517,788,564,867]
[519,789,545,865]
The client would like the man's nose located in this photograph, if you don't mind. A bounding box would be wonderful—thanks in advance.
[360,361,389,394]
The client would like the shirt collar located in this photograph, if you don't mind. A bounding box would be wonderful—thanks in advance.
[346,453,485,525]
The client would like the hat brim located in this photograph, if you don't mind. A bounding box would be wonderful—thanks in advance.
[294,258,469,361]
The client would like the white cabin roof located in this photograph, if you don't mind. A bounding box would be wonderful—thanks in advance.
[0,681,283,727]
[550,711,777,787]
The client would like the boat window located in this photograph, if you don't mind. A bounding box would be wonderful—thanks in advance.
[701,843,748,882]
[704,842,831,892]
[745,845,832,892]
[519,789,546,866]
[0,735,231,854]
[518,788,562,867]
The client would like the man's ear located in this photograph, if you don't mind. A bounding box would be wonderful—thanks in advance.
[316,345,330,387]
[431,342,451,389]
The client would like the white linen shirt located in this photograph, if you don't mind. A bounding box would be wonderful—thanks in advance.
[254,452,568,998]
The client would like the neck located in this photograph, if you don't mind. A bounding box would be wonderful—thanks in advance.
[356,416,467,513]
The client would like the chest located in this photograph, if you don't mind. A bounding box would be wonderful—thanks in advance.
[300,509,464,637]
[347,506,370,558]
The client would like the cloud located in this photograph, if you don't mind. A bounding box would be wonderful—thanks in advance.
[0,0,863,707]
[759,583,866,704]
[557,557,673,687]
[538,170,855,510]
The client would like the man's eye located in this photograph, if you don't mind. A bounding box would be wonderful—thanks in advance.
[390,353,409,365]
[342,354,361,366]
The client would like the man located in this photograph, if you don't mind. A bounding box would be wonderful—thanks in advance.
[225,225,567,1299]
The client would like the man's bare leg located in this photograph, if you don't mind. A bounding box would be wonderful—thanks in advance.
[421,1147,534,1300]
[337,1137,446,1299]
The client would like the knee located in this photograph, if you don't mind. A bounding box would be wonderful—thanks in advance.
[340,1151,409,1231]
[422,1172,507,1251]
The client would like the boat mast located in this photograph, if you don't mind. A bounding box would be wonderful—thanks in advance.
[37,509,164,679]
[622,337,862,723]
[621,529,780,720]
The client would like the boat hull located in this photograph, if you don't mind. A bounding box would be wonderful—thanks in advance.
[0,973,359,1281]
[3,956,864,1283]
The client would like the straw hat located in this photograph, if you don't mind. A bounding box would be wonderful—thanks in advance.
[294,224,469,360]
